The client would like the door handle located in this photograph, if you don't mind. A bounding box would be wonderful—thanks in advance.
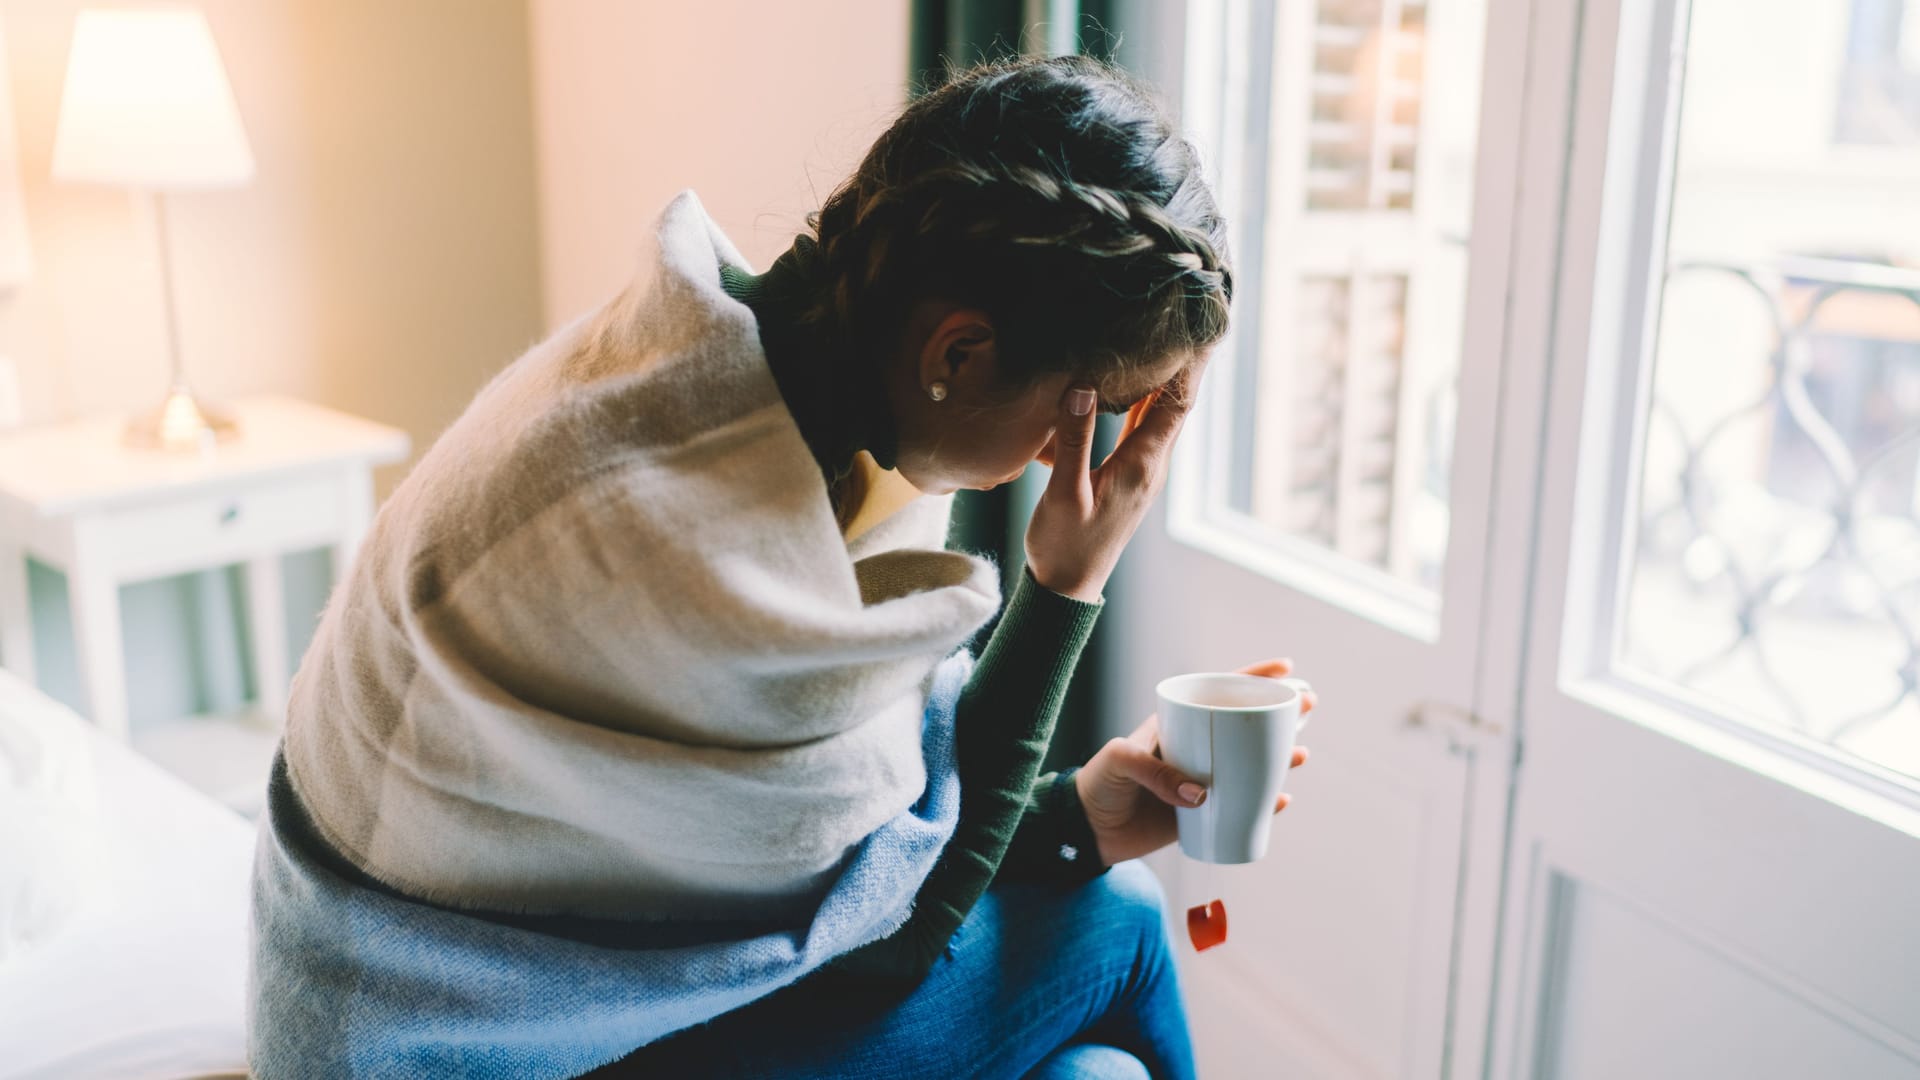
[1403,701,1503,757]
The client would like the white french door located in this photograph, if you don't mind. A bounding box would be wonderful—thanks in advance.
[1111,0,1532,1075]
[1118,0,1920,1077]
[1487,0,1920,1075]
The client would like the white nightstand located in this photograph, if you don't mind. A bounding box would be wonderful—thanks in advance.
[0,395,409,744]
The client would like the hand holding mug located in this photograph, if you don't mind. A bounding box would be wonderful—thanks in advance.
[1075,658,1314,867]
[1157,661,1313,863]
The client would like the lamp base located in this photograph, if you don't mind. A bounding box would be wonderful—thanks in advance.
[124,387,241,452]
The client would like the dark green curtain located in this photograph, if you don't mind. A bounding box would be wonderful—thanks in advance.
[910,0,1125,772]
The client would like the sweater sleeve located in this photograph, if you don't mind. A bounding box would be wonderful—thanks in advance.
[996,769,1109,885]
[818,566,1101,989]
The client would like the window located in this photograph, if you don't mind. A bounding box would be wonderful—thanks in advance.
[1177,0,1489,634]
[1616,0,1920,784]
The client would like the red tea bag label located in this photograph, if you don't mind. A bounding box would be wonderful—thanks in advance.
[1186,899,1227,951]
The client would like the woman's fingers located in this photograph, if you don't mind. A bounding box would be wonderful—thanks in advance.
[1025,361,1209,602]
[1237,658,1313,712]
[1103,736,1206,807]
[1043,383,1099,510]
[1235,658,1313,713]
[1102,363,1200,482]
[1119,392,1154,443]
[1271,748,1309,812]
[1106,731,1306,820]
[1273,745,1310,812]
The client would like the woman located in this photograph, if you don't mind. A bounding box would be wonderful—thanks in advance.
[250,55,1311,1080]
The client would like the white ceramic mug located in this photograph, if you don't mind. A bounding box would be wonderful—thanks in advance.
[1155,672,1311,864]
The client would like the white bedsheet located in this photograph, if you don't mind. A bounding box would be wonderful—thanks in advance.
[0,672,254,1080]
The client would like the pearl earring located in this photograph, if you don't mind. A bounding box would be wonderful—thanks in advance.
[926,381,949,402]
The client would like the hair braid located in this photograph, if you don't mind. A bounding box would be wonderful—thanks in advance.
[801,54,1232,391]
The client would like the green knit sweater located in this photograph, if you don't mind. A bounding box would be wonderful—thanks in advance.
[720,248,1110,989]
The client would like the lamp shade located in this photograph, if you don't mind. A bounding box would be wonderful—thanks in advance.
[51,8,253,189]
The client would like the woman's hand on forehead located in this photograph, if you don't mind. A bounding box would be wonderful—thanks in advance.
[1116,359,1202,453]
[1023,355,1209,602]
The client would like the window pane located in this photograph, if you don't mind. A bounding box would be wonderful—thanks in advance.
[1619,0,1920,783]
[1220,0,1486,603]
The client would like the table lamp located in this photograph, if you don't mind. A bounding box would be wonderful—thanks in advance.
[51,7,254,451]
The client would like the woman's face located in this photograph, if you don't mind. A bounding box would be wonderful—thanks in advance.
[886,306,1191,495]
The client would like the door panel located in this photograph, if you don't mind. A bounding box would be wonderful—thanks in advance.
[1111,1,1527,1076]
[1539,877,1917,1080]
[1516,703,1920,1058]
[1114,515,1476,1080]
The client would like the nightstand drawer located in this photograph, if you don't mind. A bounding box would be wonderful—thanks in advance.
[95,475,345,579]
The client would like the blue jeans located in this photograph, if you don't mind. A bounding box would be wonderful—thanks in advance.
[609,860,1196,1079]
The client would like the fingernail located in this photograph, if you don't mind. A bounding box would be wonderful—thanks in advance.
[1178,782,1206,805]
[1067,387,1095,416]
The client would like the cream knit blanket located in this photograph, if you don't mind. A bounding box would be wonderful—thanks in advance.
[281,191,1000,920]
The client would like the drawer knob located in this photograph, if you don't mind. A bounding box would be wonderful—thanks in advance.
[219,503,242,525]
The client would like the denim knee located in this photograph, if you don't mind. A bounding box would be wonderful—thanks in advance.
[1095,859,1170,919]
[1074,860,1174,969]
[1029,1043,1153,1080]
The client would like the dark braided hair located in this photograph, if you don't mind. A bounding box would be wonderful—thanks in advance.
[802,54,1232,403]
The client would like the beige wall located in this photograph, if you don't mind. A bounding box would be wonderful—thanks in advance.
[2,0,909,467]
[528,0,908,329]
[0,0,545,491]
[0,0,545,725]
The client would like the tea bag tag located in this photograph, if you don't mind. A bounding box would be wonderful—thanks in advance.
[1186,859,1228,952]
[1186,897,1227,951]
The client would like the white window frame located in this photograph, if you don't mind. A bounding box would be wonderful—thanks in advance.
[1171,0,1448,643]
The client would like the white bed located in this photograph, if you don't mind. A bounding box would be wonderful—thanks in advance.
[0,670,254,1080]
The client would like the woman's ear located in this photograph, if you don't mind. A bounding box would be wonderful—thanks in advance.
[920,308,997,399]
